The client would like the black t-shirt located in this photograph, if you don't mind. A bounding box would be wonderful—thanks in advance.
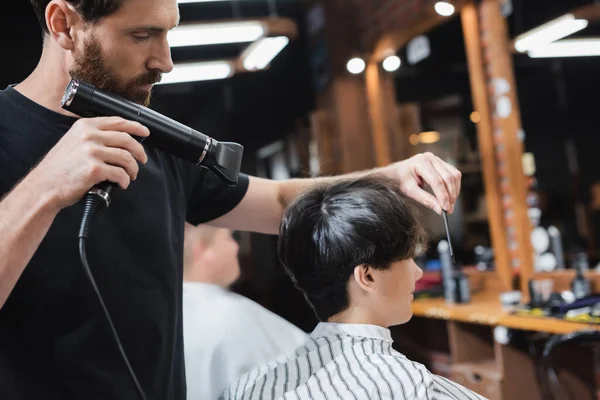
[0,86,250,400]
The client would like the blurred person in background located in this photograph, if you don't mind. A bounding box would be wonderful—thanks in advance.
[0,0,460,398]
[182,224,307,400]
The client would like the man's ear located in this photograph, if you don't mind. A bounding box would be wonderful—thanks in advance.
[353,265,377,293]
[46,0,84,50]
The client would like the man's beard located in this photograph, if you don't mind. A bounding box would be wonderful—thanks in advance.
[69,36,162,106]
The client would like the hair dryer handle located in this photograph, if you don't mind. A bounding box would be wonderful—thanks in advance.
[89,181,117,208]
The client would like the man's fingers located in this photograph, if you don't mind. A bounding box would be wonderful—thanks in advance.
[404,182,443,215]
[91,147,140,181]
[443,160,462,202]
[91,130,148,164]
[104,165,132,190]
[94,117,150,139]
[414,160,450,212]
[431,158,460,211]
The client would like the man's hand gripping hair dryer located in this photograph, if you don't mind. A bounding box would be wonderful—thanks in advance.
[61,78,244,207]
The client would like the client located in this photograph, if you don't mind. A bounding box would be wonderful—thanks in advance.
[182,224,308,400]
[221,176,486,400]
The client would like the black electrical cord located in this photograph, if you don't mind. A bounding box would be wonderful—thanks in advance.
[79,193,148,400]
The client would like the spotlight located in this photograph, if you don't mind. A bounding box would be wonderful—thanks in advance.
[470,111,481,123]
[346,57,366,74]
[420,131,440,144]
[514,14,588,53]
[382,55,401,72]
[527,38,600,58]
[435,1,455,17]
[156,61,233,84]
[409,134,420,145]
[242,37,290,71]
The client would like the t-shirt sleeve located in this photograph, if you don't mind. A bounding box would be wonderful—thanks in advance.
[184,165,250,226]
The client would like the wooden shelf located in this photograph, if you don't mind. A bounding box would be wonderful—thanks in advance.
[531,270,600,292]
[412,292,600,334]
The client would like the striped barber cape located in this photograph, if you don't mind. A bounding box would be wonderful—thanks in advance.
[220,322,488,400]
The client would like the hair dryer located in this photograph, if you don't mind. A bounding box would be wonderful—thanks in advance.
[61,78,244,206]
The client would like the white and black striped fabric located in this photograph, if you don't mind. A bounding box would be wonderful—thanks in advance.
[220,322,488,400]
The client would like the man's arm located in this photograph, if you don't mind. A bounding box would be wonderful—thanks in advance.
[208,152,461,235]
[0,176,61,308]
[0,116,150,309]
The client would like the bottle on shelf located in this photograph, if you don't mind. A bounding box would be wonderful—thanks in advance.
[571,251,591,299]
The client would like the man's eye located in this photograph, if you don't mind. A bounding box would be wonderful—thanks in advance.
[132,34,149,42]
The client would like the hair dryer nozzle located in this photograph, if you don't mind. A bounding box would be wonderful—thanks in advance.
[205,141,244,185]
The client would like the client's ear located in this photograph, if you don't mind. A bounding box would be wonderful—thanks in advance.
[353,265,377,293]
[192,240,210,263]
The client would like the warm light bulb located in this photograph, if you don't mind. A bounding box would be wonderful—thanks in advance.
[470,111,481,123]
[409,134,420,145]
[419,131,440,144]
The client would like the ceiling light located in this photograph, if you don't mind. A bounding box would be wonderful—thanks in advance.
[514,14,588,53]
[419,131,440,144]
[434,2,455,17]
[167,21,265,47]
[346,57,366,74]
[527,39,600,58]
[156,61,233,84]
[382,55,401,72]
[242,36,290,71]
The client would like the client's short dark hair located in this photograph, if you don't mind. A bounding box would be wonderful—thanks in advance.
[30,0,124,34]
[278,175,427,321]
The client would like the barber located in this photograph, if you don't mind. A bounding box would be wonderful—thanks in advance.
[0,0,461,399]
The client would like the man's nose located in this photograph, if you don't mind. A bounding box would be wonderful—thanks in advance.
[148,39,174,74]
